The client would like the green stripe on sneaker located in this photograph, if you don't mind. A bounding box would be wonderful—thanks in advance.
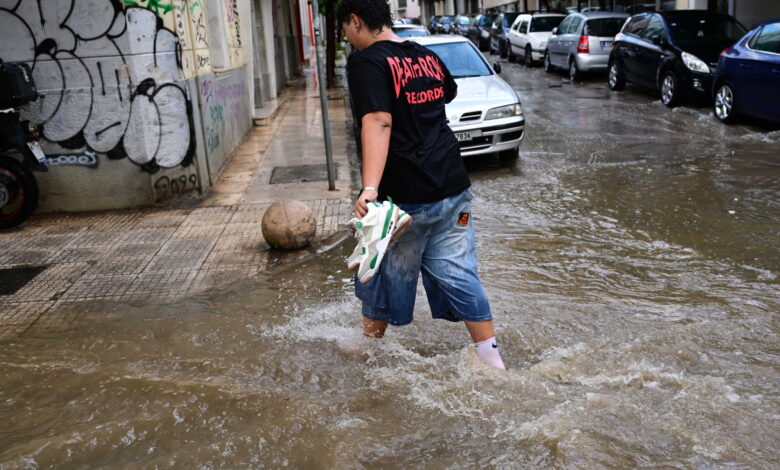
[381,203,394,238]
[369,253,379,269]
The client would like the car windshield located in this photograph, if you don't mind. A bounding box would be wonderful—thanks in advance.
[457,17,472,25]
[530,16,564,32]
[666,14,746,44]
[425,42,492,78]
[504,13,519,27]
[395,28,429,38]
[479,15,496,26]
[441,17,452,24]
[585,18,625,37]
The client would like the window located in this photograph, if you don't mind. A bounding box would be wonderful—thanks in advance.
[519,20,529,33]
[568,17,583,34]
[556,16,572,35]
[530,16,564,33]
[586,17,627,37]
[666,13,745,44]
[751,22,780,53]
[641,16,665,41]
[625,15,650,36]
[425,42,492,78]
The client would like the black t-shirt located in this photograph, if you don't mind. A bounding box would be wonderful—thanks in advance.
[347,40,470,204]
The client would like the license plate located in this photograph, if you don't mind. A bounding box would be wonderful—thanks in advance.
[27,141,46,162]
[601,41,613,49]
[454,131,472,142]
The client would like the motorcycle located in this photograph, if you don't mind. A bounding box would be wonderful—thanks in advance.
[0,59,47,229]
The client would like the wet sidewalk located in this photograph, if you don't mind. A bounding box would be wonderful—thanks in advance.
[0,67,356,340]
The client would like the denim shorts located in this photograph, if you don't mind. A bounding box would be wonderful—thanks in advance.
[355,189,492,326]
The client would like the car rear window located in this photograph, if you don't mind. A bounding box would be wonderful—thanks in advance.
[585,18,625,37]
[666,14,745,44]
[530,16,564,32]
[425,42,492,78]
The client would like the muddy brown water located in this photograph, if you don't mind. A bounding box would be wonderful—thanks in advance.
[1,64,779,469]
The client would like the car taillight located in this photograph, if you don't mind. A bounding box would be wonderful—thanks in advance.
[720,47,731,56]
[577,35,589,53]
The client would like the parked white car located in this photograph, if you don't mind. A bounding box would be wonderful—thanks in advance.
[410,35,525,159]
[508,13,566,65]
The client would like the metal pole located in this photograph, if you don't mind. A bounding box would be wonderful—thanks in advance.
[309,0,337,191]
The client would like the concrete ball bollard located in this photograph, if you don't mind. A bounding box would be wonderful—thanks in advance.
[261,200,316,250]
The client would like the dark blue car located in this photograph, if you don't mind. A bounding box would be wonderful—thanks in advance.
[713,18,780,124]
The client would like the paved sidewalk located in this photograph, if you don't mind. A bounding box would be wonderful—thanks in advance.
[0,67,356,340]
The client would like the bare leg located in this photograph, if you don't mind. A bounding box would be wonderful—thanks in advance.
[464,320,495,343]
[363,317,388,338]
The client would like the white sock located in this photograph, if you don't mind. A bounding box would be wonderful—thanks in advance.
[475,336,506,370]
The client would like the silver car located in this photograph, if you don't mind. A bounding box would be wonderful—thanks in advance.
[410,35,525,158]
[544,12,629,81]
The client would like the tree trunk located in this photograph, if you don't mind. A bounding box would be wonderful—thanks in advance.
[325,1,336,88]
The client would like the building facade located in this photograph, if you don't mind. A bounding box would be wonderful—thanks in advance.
[0,0,312,213]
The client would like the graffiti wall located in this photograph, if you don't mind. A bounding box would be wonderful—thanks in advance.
[0,0,249,210]
[198,68,250,180]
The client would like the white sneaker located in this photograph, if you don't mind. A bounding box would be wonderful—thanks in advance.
[346,197,412,283]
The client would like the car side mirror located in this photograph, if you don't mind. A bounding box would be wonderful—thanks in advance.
[651,34,661,46]
[493,62,502,74]
[551,27,558,35]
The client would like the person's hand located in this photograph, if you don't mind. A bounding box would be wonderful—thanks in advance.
[354,188,378,218]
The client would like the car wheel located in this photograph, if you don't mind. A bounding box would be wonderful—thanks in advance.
[499,148,520,161]
[660,70,683,107]
[714,81,737,124]
[608,61,625,91]
[569,58,581,82]
[524,45,533,67]
[543,51,554,73]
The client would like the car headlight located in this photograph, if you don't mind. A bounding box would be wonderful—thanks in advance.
[485,103,523,120]
[681,52,710,74]
[481,30,489,38]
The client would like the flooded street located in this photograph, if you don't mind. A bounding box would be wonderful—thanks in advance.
[2,62,779,469]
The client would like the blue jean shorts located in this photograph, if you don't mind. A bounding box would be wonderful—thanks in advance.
[355,189,492,326]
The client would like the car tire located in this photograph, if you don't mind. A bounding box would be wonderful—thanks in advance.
[660,70,684,108]
[713,80,737,124]
[0,155,39,229]
[608,60,626,91]
[543,51,554,73]
[569,58,581,82]
[524,45,533,67]
[499,148,520,161]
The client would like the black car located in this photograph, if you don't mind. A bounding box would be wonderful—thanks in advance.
[468,14,496,51]
[608,10,746,107]
[489,12,520,57]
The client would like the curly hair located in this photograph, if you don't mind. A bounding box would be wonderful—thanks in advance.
[336,0,392,32]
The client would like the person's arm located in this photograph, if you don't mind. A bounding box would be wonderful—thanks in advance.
[355,111,392,218]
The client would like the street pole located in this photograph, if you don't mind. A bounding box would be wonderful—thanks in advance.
[309,0,337,191]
